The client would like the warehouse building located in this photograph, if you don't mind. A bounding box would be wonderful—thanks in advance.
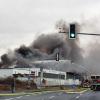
[0,66,82,86]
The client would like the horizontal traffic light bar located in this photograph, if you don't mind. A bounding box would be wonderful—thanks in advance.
[78,33,100,36]
[61,32,100,36]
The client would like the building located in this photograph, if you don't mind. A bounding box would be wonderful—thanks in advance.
[0,66,82,86]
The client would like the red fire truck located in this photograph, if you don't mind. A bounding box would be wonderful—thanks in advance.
[90,75,100,91]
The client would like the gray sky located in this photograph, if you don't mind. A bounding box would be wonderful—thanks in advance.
[0,0,100,57]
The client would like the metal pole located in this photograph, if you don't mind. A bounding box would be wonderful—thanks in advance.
[13,76,16,93]
[56,53,61,87]
[12,71,16,93]
[59,66,61,87]
[40,67,43,88]
[55,61,60,87]
[57,61,61,88]
[28,67,31,88]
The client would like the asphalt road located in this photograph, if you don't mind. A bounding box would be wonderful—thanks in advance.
[1,90,100,100]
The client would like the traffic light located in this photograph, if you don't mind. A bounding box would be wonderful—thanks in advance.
[69,24,76,39]
[56,53,59,61]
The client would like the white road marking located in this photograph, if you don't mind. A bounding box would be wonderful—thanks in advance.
[80,89,89,93]
[5,98,14,100]
[26,95,30,96]
[80,93,83,96]
[15,96,23,99]
[58,92,63,95]
[49,96,55,99]
[76,96,80,99]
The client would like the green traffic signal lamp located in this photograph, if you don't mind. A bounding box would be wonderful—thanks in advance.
[69,24,76,39]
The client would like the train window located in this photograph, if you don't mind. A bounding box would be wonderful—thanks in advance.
[91,76,100,79]
[67,73,74,79]
[91,76,95,79]
[66,72,81,79]
[60,75,65,79]
[96,76,100,79]
[75,75,79,79]
[38,72,65,79]
[43,73,59,79]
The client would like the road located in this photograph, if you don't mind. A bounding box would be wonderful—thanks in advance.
[0,90,100,100]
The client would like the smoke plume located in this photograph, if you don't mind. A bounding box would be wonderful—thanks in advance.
[83,42,100,74]
[0,20,83,73]
[1,18,100,75]
[79,16,100,74]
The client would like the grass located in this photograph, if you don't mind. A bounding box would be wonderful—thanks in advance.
[25,86,88,93]
[0,87,89,96]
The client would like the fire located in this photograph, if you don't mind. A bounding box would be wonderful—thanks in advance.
[40,48,50,54]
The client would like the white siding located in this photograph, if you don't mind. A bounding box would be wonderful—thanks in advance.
[0,69,13,78]
[0,68,81,86]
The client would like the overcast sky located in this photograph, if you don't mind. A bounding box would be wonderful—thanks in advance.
[0,0,100,57]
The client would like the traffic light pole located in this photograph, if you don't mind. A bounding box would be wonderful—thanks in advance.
[40,67,43,89]
[13,77,16,93]
[56,53,62,88]
[28,67,31,89]
[12,71,16,93]
[78,33,100,36]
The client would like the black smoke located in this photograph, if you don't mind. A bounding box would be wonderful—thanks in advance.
[0,21,83,68]
[0,32,83,68]
[32,34,83,62]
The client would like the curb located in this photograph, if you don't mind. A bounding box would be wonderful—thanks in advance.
[0,93,26,96]
[0,89,89,96]
[65,89,89,94]
[0,91,45,96]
